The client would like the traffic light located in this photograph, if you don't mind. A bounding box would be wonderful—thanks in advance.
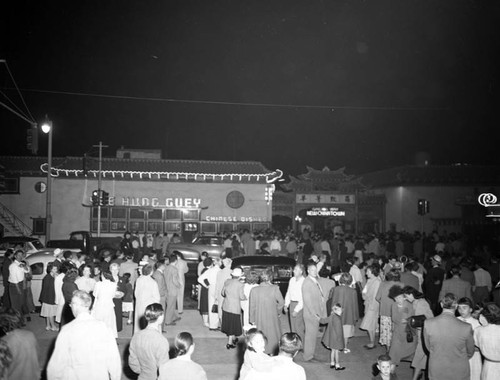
[418,199,430,215]
[91,190,100,206]
[26,125,39,154]
[102,190,109,205]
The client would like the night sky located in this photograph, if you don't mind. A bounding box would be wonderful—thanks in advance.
[1,0,499,177]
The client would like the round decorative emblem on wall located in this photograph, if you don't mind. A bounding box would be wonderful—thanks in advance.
[35,181,47,193]
[226,190,245,209]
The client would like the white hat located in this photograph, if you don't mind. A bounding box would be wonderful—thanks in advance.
[432,254,442,263]
[232,267,243,277]
[53,248,62,257]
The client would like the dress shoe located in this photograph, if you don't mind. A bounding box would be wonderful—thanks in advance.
[364,344,376,350]
[226,344,236,350]
[334,366,346,371]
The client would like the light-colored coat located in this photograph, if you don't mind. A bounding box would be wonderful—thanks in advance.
[221,277,245,314]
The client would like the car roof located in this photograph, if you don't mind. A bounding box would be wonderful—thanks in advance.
[231,255,296,268]
[0,236,40,243]
[26,251,57,262]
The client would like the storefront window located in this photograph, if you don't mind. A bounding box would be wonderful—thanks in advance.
[219,223,234,234]
[253,223,270,232]
[149,209,163,220]
[129,221,145,232]
[110,221,127,232]
[237,223,251,231]
[182,209,199,221]
[165,221,181,232]
[147,221,163,233]
[111,208,127,219]
[92,207,109,219]
[166,209,182,220]
[183,222,198,232]
[91,220,109,232]
[129,209,145,219]
[200,222,216,234]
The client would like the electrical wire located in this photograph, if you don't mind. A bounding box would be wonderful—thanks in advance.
[0,100,36,125]
[3,61,36,122]
[0,89,30,120]
[6,87,448,112]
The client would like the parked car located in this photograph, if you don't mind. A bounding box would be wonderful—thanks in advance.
[231,255,296,297]
[47,230,122,259]
[166,235,225,262]
[25,251,59,307]
[0,236,45,265]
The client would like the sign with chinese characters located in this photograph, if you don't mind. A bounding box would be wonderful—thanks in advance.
[204,216,269,222]
[296,193,355,204]
[306,207,346,217]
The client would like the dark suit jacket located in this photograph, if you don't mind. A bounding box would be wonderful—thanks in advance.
[439,277,472,303]
[400,271,420,291]
[423,311,474,380]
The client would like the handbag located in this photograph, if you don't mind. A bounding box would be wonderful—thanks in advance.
[405,323,414,343]
[409,315,426,329]
[211,303,218,313]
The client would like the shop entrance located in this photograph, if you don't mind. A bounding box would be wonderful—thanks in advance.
[182,222,199,242]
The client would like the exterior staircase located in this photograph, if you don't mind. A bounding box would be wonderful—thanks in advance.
[0,201,33,236]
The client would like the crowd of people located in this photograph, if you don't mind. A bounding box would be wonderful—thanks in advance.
[0,226,499,379]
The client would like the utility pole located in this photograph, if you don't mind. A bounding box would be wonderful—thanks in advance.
[93,142,108,237]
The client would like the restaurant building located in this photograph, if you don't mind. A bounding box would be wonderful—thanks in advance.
[0,149,283,242]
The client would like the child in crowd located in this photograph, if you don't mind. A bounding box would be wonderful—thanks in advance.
[239,328,274,380]
[372,354,398,380]
[122,273,134,325]
[318,303,345,370]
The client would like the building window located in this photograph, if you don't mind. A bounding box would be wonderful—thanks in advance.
[0,177,20,194]
[149,209,163,220]
[165,221,181,233]
[110,221,127,232]
[219,223,234,234]
[91,220,109,232]
[92,207,109,219]
[111,208,127,219]
[166,209,182,220]
[200,222,216,234]
[129,209,145,220]
[253,223,270,232]
[147,221,163,233]
[129,221,145,232]
[182,209,199,221]
[32,218,46,235]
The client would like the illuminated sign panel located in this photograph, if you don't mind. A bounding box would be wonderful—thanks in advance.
[306,207,346,217]
[296,194,355,204]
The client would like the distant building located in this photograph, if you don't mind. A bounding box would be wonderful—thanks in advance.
[0,153,282,242]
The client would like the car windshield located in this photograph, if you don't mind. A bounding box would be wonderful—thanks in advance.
[32,240,44,250]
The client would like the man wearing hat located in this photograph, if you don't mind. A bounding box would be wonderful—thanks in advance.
[424,255,446,314]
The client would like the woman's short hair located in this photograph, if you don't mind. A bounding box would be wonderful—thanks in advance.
[78,264,92,277]
[46,262,55,274]
[388,285,404,300]
[259,269,273,283]
[144,303,164,323]
[482,302,500,324]
[109,262,120,271]
[402,286,424,299]
[385,268,401,282]
[367,264,380,277]
[203,257,213,268]
[102,271,114,281]
[175,332,194,356]
[65,268,79,282]
[245,328,267,352]
[457,297,474,308]
[0,308,23,335]
[339,272,352,286]
[142,264,153,276]
[279,332,302,355]
[245,270,259,285]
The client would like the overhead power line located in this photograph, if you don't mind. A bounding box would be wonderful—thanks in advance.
[1,61,36,123]
[4,87,448,112]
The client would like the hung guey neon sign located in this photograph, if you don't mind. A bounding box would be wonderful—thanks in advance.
[120,197,201,208]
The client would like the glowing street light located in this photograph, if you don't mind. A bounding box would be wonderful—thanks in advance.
[41,116,53,243]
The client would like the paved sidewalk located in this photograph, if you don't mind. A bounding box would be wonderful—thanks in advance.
[28,310,413,380]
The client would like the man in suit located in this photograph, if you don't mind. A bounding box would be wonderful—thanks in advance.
[163,255,181,326]
[400,264,420,291]
[152,260,168,316]
[424,255,446,314]
[301,262,327,361]
[439,265,473,303]
[423,293,475,380]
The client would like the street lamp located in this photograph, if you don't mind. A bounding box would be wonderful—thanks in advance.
[41,116,53,244]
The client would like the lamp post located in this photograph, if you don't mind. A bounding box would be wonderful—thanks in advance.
[41,117,53,244]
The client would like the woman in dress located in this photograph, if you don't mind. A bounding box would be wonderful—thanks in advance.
[198,257,221,330]
[197,257,212,327]
[91,271,118,338]
[39,262,58,331]
[331,272,359,353]
[403,286,434,380]
[61,267,79,326]
[360,264,382,349]
[134,263,160,332]
[457,297,481,380]
[158,332,207,380]
[474,302,500,380]
[54,261,69,327]
[221,267,246,349]
[388,285,417,370]
[75,264,96,296]
[241,270,259,329]
[376,268,404,350]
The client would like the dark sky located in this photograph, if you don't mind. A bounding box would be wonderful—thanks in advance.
[1,0,499,177]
